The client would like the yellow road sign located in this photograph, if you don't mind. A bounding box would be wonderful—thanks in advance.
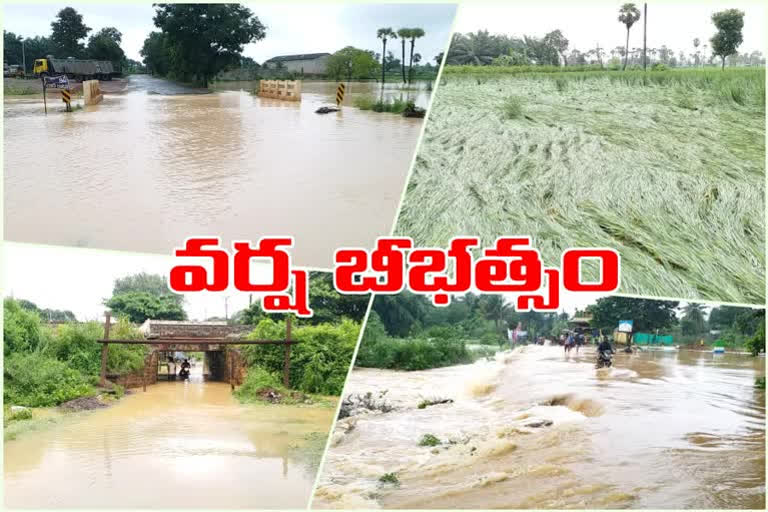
[335,83,346,106]
[61,89,71,104]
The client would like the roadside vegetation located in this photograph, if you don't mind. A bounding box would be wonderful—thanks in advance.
[356,292,572,370]
[355,293,765,371]
[232,273,367,405]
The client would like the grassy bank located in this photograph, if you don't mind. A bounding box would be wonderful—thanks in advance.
[398,67,765,303]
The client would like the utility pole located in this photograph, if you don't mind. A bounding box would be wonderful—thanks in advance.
[643,3,648,71]
[22,39,26,76]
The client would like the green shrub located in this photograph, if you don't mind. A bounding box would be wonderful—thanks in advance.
[233,366,282,403]
[5,407,33,423]
[241,319,360,395]
[379,472,400,485]
[418,433,442,446]
[755,377,766,389]
[45,319,146,375]
[353,95,376,110]
[4,353,93,407]
[554,77,568,92]
[3,298,45,356]
[356,334,472,371]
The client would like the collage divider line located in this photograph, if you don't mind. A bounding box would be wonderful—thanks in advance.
[305,6,463,507]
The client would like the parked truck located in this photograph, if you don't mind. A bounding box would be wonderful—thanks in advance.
[33,56,120,81]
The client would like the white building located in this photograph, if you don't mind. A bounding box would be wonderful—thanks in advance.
[263,53,331,75]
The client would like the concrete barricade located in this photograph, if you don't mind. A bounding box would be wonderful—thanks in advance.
[83,79,103,105]
[258,80,302,101]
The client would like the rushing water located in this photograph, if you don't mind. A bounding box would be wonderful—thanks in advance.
[314,345,765,509]
[3,75,425,268]
[4,371,335,508]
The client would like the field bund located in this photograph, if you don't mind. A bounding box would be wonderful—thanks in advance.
[398,68,765,303]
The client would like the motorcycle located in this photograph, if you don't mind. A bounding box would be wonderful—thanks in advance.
[595,350,613,369]
[179,367,190,380]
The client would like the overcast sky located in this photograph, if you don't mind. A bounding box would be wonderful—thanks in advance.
[2,243,275,322]
[2,3,457,63]
[456,1,766,55]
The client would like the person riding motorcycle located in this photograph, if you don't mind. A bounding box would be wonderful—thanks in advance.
[596,338,614,368]
[179,359,191,379]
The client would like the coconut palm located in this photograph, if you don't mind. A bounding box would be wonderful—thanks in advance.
[377,27,396,83]
[618,3,641,70]
[448,30,497,65]
[407,27,425,83]
[396,28,411,83]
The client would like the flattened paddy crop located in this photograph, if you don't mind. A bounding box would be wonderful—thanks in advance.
[399,69,765,303]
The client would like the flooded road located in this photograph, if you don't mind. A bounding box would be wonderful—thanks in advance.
[4,376,335,508]
[4,75,425,267]
[314,346,765,509]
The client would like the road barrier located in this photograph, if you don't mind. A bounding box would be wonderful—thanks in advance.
[83,80,103,105]
[258,80,302,101]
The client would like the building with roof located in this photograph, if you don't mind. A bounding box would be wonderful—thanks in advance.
[263,53,331,75]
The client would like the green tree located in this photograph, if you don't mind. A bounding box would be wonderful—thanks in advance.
[326,46,379,80]
[544,29,569,66]
[680,303,708,335]
[479,295,510,336]
[618,3,641,70]
[152,3,266,86]
[306,272,369,325]
[50,7,91,58]
[140,31,170,76]
[105,292,186,324]
[17,298,76,323]
[4,31,23,66]
[397,28,411,83]
[21,36,54,73]
[376,27,397,83]
[589,296,678,333]
[447,31,498,65]
[87,27,125,62]
[710,9,744,70]
[407,27,425,83]
[112,272,181,304]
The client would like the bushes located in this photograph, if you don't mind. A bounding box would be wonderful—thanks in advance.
[241,318,360,396]
[4,353,93,407]
[44,319,146,375]
[4,298,45,356]
[356,334,472,371]
[233,367,282,403]
[354,95,410,114]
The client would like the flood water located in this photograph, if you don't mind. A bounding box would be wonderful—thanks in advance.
[314,345,765,509]
[4,371,335,508]
[3,75,425,267]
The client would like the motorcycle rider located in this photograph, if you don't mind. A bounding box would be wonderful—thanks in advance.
[596,337,614,367]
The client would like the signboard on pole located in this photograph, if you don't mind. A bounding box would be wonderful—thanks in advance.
[44,75,70,89]
[618,320,634,333]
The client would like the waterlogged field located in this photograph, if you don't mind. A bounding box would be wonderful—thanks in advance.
[398,68,765,303]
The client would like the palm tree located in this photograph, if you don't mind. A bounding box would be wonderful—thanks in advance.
[377,28,396,84]
[448,31,497,65]
[396,28,411,83]
[618,3,641,70]
[407,28,425,83]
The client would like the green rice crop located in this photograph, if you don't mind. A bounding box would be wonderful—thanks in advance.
[397,68,765,303]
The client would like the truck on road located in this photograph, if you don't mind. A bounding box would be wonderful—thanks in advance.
[33,56,120,81]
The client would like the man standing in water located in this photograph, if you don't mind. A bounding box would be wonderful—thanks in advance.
[167,356,176,381]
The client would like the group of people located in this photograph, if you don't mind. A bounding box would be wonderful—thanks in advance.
[166,357,192,380]
[561,331,586,354]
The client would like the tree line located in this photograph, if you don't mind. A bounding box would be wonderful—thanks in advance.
[3,7,143,75]
[446,5,762,70]
[365,292,765,356]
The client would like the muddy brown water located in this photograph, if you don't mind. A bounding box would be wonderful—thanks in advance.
[314,345,765,509]
[4,373,335,508]
[3,75,426,268]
